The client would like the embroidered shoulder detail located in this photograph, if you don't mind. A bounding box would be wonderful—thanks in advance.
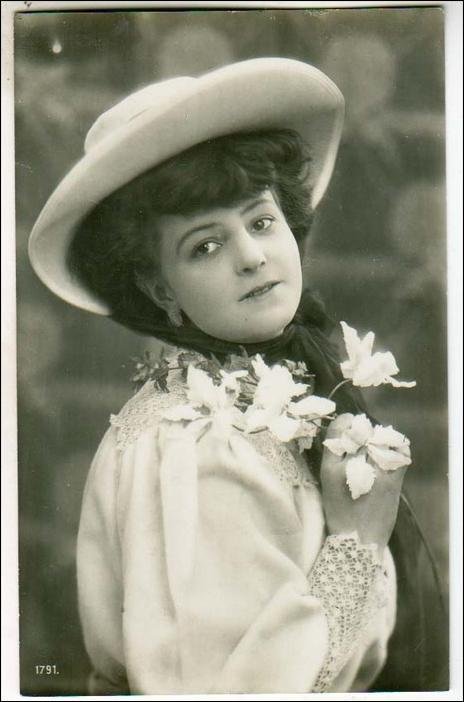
[111,347,318,489]
[110,372,186,452]
[246,431,313,488]
[308,533,388,692]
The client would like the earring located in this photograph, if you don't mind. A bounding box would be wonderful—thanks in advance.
[167,304,183,327]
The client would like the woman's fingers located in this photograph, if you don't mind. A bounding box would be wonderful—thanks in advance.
[320,447,409,549]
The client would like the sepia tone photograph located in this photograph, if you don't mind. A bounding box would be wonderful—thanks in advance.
[3,1,460,698]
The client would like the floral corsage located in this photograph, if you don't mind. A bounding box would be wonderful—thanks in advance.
[131,322,415,500]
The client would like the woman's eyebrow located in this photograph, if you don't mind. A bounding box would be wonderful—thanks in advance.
[176,222,218,253]
[240,197,275,215]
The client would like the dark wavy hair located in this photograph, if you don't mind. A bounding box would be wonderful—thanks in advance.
[68,128,314,335]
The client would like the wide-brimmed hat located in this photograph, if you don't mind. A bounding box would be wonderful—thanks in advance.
[28,57,344,315]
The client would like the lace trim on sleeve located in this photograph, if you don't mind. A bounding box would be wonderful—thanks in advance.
[308,533,388,693]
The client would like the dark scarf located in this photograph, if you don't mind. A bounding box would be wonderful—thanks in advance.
[125,287,367,417]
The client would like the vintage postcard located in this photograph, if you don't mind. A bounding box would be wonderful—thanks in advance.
[2,1,462,699]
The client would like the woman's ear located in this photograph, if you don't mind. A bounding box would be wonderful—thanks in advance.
[135,272,170,309]
[135,273,183,327]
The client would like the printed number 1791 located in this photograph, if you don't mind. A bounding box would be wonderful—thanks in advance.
[35,665,59,675]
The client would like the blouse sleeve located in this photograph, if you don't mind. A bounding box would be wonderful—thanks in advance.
[76,427,130,694]
[308,533,395,692]
[77,411,395,695]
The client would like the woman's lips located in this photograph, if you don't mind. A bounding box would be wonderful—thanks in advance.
[239,281,280,301]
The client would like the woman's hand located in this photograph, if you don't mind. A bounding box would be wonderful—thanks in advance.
[320,418,408,553]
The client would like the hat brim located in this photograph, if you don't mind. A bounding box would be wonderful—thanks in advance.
[28,58,344,315]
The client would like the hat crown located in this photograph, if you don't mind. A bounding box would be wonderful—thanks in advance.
[84,76,196,153]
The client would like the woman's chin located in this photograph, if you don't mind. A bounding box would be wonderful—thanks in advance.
[190,306,298,344]
[240,329,287,344]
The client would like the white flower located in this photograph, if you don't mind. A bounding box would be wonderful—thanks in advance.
[348,413,375,445]
[323,412,412,499]
[366,423,411,471]
[250,353,269,378]
[366,445,408,471]
[288,395,336,419]
[219,369,248,393]
[244,404,299,440]
[186,365,226,409]
[187,365,245,411]
[252,355,307,414]
[163,365,243,432]
[340,321,416,388]
[369,424,411,449]
[245,355,334,444]
[267,414,302,442]
[345,454,376,499]
[323,413,373,456]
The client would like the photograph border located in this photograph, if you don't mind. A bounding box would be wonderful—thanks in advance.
[2,2,462,700]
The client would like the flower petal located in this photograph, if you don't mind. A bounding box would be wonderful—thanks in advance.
[186,366,218,407]
[254,364,307,413]
[289,395,336,418]
[268,414,301,442]
[340,434,362,454]
[367,444,412,471]
[370,424,410,449]
[359,330,375,358]
[323,437,348,456]
[219,369,248,392]
[325,413,354,438]
[388,376,417,388]
[351,351,398,387]
[340,359,355,381]
[244,407,272,433]
[251,354,269,379]
[346,413,374,446]
[323,413,372,456]
[345,455,376,499]
[340,321,361,363]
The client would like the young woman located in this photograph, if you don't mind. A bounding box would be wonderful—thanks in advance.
[29,58,410,694]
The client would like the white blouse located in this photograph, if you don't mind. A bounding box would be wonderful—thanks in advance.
[76,365,397,695]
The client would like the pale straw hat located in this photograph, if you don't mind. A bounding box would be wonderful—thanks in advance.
[28,58,344,315]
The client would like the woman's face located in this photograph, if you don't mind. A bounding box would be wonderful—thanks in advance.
[154,190,303,343]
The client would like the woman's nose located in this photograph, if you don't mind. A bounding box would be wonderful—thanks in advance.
[234,231,266,274]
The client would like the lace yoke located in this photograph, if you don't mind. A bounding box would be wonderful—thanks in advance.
[109,369,313,488]
[109,373,185,451]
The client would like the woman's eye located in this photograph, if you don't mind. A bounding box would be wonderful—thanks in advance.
[193,240,221,258]
[252,216,275,232]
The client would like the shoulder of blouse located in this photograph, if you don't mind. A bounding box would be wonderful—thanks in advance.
[106,346,317,489]
[108,366,188,453]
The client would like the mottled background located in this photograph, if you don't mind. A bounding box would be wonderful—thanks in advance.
[15,7,448,695]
